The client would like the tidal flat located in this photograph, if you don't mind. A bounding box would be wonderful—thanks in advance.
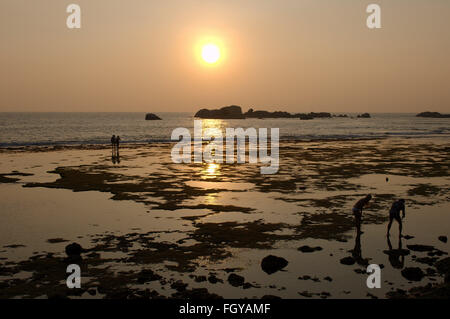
[0,138,449,299]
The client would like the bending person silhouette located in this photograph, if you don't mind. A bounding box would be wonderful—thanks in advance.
[352,194,372,231]
[387,199,405,237]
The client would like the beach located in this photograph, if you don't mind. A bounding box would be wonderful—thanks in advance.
[0,137,449,299]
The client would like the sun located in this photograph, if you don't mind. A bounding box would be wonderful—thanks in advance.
[201,43,221,64]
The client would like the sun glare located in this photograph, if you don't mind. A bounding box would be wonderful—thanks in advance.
[201,44,221,64]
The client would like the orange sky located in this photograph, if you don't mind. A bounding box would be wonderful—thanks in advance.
[1,0,450,113]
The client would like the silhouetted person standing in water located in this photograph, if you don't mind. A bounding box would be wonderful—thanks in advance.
[387,199,405,237]
[111,135,116,155]
[352,194,372,231]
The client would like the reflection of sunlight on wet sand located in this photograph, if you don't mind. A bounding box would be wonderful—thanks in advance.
[202,163,221,179]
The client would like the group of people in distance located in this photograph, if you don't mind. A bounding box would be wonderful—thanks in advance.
[352,194,406,237]
[111,135,121,161]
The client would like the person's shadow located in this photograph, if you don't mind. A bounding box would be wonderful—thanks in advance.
[352,216,369,266]
[384,236,409,269]
[111,154,120,164]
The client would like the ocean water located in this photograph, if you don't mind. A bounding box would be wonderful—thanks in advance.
[0,112,448,147]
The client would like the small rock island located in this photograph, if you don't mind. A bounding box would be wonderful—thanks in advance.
[416,112,450,118]
[194,105,245,119]
[145,113,162,120]
[194,105,337,120]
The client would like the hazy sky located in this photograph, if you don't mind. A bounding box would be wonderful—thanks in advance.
[1,0,450,113]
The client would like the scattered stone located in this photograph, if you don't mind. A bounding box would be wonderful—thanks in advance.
[438,236,448,243]
[401,267,425,281]
[170,280,188,292]
[194,275,207,283]
[3,244,26,249]
[403,235,414,240]
[243,282,254,289]
[298,245,323,253]
[415,257,439,266]
[47,238,69,244]
[228,273,245,287]
[261,255,288,274]
[407,244,435,252]
[137,269,162,284]
[324,276,333,282]
[298,275,311,280]
[435,257,450,274]
[208,274,222,284]
[320,292,331,298]
[298,291,313,298]
[298,275,320,282]
[340,256,355,265]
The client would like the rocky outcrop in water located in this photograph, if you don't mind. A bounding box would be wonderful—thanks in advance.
[145,113,162,120]
[195,105,245,119]
[416,112,450,118]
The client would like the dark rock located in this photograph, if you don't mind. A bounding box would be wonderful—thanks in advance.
[298,245,323,253]
[208,274,223,284]
[242,282,254,289]
[416,112,450,118]
[403,235,414,240]
[298,275,311,280]
[228,273,245,287]
[324,276,333,282]
[137,269,162,284]
[195,105,245,119]
[435,257,450,274]
[194,275,207,283]
[297,112,332,120]
[171,280,188,292]
[340,256,356,265]
[298,114,314,120]
[438,236,448,243]
[407,244,435,252]
[415,257,439,266]
[401,267,425,281]
[65,243,83,257]
[383,249,410,257]
[244,110,296,119]
[357,113,371,118]
[261,255,288,274]
[145,113,162,120]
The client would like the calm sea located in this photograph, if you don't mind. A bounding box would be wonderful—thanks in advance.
[0,112,448,147]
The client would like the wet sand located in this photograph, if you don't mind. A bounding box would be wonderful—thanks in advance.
[0,138,449,299]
